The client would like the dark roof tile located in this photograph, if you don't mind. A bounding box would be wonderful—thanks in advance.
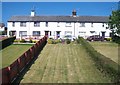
[8,16,109,23]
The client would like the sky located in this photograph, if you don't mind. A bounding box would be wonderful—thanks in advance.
[2,2,119,26]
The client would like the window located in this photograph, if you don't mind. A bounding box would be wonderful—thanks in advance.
[65,31,72,35]
[33,31,40,36]
[19,31,27,37]
[20,22,26,27]
[12,22,15,27]
[79,31,86,33]
[66,22,72,27]
[80,23,85,27]
[34,22,40,27]
[90,31,95,34]
[46,22,48,27]
[91,23,93,27]
[57,22,60,27]
[102,23,104,27]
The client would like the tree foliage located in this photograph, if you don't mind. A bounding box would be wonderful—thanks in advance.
[108,10,120,36]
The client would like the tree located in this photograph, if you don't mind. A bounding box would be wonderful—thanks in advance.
[108,5,120,44]
[108,10,120,36]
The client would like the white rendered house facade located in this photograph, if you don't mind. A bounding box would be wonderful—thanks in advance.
[7,10,111,39]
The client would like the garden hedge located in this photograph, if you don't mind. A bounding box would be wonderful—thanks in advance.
[0,36,16,50]
[78,37,120,83]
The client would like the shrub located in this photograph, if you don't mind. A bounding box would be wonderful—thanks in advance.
[78,37,120,83]
[106,37,112,41]
[29,39,32,43]
[0,36,16,49]
[66,39,71,44]
[47,39,62,44]
[32,40,37,43]
[112,35,120,44]
[54,39,62,44]
[20,39,25,43]
[14,39,20,43]
[47,38,53,44]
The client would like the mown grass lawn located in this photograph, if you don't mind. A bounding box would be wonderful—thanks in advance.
[1,44,33,68]
[89,41,118,64]
[21,43,111,83]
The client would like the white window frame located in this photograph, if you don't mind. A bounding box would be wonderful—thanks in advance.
[33,31,40,36]
[57,22,60,27]
[34,22,40,27]
[19,31,27,37]
[12,22,15,27]
[80,23,85,27]
[91,23,93,27]
[46,22,48,27]
[65,22,72,27]
[20,22,26,27]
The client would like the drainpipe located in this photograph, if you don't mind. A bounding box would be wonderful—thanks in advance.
[74,22,75,37]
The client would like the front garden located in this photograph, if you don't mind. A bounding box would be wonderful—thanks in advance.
[20,43,112,83]
[89,41,119,64]
[1,44,33,68]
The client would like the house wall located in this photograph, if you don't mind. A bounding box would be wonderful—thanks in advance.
[7,21,111,39]
[0,27,5,31]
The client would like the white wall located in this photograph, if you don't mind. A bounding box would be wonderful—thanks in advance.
[7,21,111,39]
[0,27,4,31]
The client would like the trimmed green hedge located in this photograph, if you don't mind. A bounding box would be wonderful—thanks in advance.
[78,37,120,83]
[0,36,16,50]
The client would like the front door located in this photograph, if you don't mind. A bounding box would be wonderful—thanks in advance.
[101,32,105,38]
[45,31,49,37]
[9,31,16,36]
[56,31,60,39]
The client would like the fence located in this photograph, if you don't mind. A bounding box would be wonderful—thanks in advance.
[1,36,47,84]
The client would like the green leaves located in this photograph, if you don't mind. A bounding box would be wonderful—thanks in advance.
[108,10,120,35]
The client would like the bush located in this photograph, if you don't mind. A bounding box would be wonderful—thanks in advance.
[32,40,37,43]
[29,39,32,43]
[47,38,62,44]
[112,35,120,44]
[14,39,20,43]
[20,39,25,43]
[54,39,62,44]
[47,38,54,44]
[78,37,120,83]
[0,36,16,49]
[66,39,71,44]
[105,37,112,41]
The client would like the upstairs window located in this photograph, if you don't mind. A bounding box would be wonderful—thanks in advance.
[91,23,93,27]
[102,23,104,27]
[34,22,40,27]
[90,31,95,34]
[65,22,72,27]
[65,31,72,35]
[46,22,48,27]
[20,22,26,27]
[12,22,15,27]
[57,22,60,27]
[80,23,85,27]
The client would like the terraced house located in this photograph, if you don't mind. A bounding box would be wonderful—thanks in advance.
[7,10,111,40]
